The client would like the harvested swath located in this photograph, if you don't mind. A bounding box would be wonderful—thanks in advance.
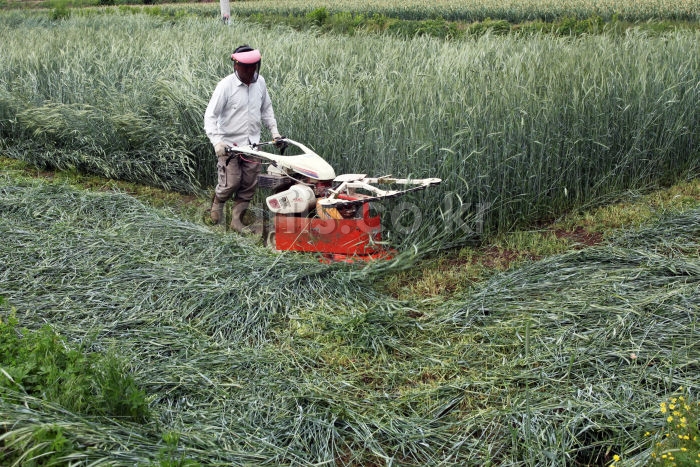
[0,179,500,464]
[0,179,382,343]
[438,208,699,463]
[0,355,493,465]
[611,207,700,254]
[2,177,698,465]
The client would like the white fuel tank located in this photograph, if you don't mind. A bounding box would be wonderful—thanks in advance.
[265,184,317,214]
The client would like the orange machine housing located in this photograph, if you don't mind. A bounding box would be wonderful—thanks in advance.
[273,196,392,262]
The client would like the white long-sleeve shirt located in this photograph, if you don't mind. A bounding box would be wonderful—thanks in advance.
[203,73,279,148]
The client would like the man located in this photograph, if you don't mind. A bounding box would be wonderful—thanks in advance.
[204,44,281,232]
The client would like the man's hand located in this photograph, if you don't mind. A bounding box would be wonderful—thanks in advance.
[214,142,227,157]
[273,135,287,151]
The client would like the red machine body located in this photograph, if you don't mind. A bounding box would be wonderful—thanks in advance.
[272,198,393,262]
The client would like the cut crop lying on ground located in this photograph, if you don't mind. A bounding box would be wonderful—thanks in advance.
[1,175,697,465]
[0,178,384,344]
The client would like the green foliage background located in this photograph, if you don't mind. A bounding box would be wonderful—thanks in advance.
[0,8,697,246]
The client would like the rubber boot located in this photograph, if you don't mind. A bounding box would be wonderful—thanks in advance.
[230,201,249,233]
[210,196,226,226]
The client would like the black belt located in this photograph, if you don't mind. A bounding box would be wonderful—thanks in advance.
[225,152,241,166]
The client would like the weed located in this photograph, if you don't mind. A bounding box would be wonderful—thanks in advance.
[156,432,201,467]
[0,307,150,422]
[652,389,700,465]
[628,387,700,466]
[306,6,328,25]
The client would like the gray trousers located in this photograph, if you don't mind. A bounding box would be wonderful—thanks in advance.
[214,154,260,202]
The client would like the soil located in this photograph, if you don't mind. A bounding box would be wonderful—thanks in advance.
[553,226,604,248]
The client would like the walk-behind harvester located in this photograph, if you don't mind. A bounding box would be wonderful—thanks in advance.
[225,138,441,262]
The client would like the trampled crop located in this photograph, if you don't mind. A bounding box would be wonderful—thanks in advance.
[0,175,698,465]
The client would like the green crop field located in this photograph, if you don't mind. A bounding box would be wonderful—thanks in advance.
[13,0,699,22]
[0,8,697,245]
[0,3,699,466]
[224,0,700,22]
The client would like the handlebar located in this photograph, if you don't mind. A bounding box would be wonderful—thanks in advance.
[223,137,289,162]
[252,136,288,150]
[255,136,288,155]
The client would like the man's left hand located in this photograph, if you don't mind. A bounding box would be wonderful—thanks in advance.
[273,135,287,151]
